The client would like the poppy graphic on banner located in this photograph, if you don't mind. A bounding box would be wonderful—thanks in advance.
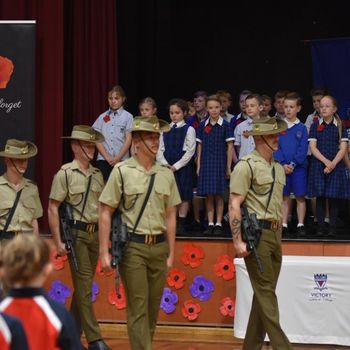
[0,56,14,88]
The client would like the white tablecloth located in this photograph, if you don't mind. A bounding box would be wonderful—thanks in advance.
[234,255,350,346]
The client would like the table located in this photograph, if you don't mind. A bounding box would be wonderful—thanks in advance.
[234,256,350,346]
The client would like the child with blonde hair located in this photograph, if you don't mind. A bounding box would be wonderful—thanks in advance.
[0,235,81,350]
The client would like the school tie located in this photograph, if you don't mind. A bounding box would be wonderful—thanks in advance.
[172,124,177,129]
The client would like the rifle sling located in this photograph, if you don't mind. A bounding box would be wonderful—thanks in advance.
[1,189,23,233]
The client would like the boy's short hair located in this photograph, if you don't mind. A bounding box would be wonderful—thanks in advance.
[285,92,302,106]
[310,88,328,97]
[261,94,272,103]
[109,85,126,98]
[193,90,208,99]
[274,89,289,100]
[216,89,232,101]
[245,93,263,105]
[206,94,221,105]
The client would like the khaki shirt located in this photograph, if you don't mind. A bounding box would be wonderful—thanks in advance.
[99,156,181,235]
[230,150,285,221]
[49,160,104,223]
[0,175,43,232]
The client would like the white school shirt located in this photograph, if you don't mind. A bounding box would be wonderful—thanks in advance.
[92,107,133,161]
[157,120,196,170]
[234,117,256,159]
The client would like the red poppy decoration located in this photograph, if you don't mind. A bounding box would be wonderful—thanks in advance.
[204,124,212,134]
[317,124,326,132]
[192,120,199,129]
[50,247,67,271]
[167,268,186,289]
[214,255,236,281]
[181,243,205,268]
[280,130,286,136]
[108,284,126,310]
[96,259,114,277]
[242,130,250,138]
[313,116,319,123]
[103,114,110,123]
[182,299,201,321]
[219,297,235,317]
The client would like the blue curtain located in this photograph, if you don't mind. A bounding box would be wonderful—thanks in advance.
[311,38,350,123]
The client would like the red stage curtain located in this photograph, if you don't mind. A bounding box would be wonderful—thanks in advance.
[68,0,118,126]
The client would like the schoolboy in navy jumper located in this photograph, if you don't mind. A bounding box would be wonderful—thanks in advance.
[274,92,308,237]
[157,98,196,235]
[196,95,234,236]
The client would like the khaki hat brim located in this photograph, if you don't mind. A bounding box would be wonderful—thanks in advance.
[132,118,170,134]
[62,130,105,143]
[0,141,38,159]
[249,119,287,136]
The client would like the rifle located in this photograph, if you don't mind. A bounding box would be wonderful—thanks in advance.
[241,203,263,273]
[59,202,79,271]
[110,209,129,293]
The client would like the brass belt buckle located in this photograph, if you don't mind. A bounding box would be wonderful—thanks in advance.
[271,220,279,230]
[86,223,95,234]
[145,234,154,245]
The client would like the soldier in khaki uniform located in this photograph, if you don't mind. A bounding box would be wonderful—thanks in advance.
[0,139,42,240]
[99,116,181,350]
[229,117,293,350]
[48,125,111,350]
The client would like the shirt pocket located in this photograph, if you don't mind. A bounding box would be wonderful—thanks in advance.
[253,175,274,195]
[68,184,85,206]
[123,185,144,210]
[0,200,12,220]
[154,181,170,202]
[21,196,37,219]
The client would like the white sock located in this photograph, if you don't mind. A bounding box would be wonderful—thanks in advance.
[282,223,288,228]
[297,223,304,227]
[208,222,214,226]
[215,222,222,227]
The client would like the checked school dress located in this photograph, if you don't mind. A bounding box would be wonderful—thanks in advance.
[308,118,350,199]
[196,118,234,196]
[163,124,194,200]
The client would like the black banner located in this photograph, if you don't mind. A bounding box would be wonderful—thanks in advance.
[0,21,36,176]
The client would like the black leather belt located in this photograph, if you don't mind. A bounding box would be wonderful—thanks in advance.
[129,233,165,245]
[70,220,98,233]
[259,219,281,231]
[0,231,16,240]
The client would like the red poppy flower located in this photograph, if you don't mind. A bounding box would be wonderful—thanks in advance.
[0,56,14,88]
[50,247,67,271]
[182,299,201,321]
[317,124,326,132]
[219,297,235,317]
[213,255,235,281]
[167,268,186,289]
[313,116,319,123]
[96,259,114,276]
[204,124,212,134]
[108,284,126,310]
[236,119,243,125]
[103,114,110,123]
[181,243,205,268]
[242,130,250,138]
[280,130,286,136]
[192,120,199,129]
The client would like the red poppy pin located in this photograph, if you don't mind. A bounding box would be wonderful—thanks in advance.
[167,268,186,289]
[317,124,325,132]
[214,255,236,281]
[313,116,319,123]
[182,299,201,321]
[181,243,205,268]
[204,124,212,134]
[103,114,110,123]
[219,297,235,317]
[280,130,286,136]
[192,120,199,129]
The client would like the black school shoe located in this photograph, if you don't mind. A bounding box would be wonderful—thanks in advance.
[88,340,112,350]
[203,225,215,236]
[296,226,307,238]
[213,225,224,236]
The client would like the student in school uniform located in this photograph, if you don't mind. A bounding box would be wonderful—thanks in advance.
[196,95,234,236]
[157,98,196,235]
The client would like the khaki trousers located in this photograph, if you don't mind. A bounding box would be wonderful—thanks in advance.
[120,240,168,350]
[243,228,293,350]
[69,229,101,343]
